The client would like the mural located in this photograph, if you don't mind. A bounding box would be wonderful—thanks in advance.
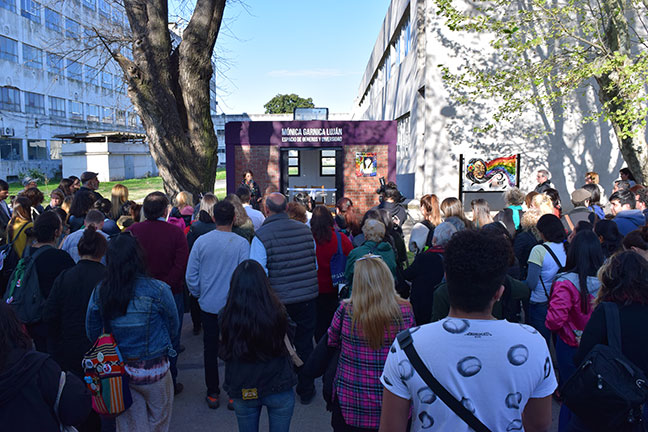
[463,155,518,191]
[356,152,377,177]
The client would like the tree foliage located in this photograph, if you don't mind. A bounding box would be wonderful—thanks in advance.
[434,0,648,182]
[264,93,315,114]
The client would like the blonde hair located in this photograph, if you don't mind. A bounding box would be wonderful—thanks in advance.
[530,194,554,215]
[420,194,442,226]
[440,197,465,220]
[224,194,252,227]
[174,191,194,209]
[198,193,218,221]
[61,195,73,215]
[110,184,129,220]
[521,208,543,230]
[586,172,600,184]
[470,199,493,229]
[348,255,407,350]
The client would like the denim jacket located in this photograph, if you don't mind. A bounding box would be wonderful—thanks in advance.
[86,276,179,362]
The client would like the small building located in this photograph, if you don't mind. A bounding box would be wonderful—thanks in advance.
[58,131,158,181]
[225,120,397,213]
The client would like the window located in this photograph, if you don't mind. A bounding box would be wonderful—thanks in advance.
[0,0,16,13]
[288,149,300,176]
[22,44,42,69]
[98,0,109,17]
[397,113,411,158]
[127,111,140,127]
[0,36,18,63]
[47,52,63,74]
[86,103,99,121]
[101,71,112,90]
[65,18,79,39]
[45,8,61,32]
[49,139,62,159]
[0,87,20,111]
[20,0,40,23]
[85,65,98,85]
[25,91,45,114]
[101,106,112,123]
[115,109,126,125]
[69,100,83,119]
[0,139,22,160]
[112,9,124,26]
[27,139,47,160]
[49,96,65,117]
[320,149,336,176]
[66,59,82,81]
[82,0,94,11]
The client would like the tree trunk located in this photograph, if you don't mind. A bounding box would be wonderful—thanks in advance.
[112,0,226,200]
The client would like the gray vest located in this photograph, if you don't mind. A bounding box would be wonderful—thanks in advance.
[255,213,318,304]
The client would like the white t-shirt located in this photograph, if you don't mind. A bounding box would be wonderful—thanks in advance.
[243,204,265,231]
[381,318,557,432]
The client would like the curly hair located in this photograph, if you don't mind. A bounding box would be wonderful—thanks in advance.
[444,230,510,312]
[597,250,648,305]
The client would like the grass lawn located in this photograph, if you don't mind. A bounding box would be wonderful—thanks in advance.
[8,168,227,202]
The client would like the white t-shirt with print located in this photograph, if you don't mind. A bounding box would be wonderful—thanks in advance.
[381,318,557,432]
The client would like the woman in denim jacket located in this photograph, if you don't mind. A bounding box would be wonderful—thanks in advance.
[86,232,179,432]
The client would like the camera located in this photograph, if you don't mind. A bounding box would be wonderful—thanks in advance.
[376,177,405,203]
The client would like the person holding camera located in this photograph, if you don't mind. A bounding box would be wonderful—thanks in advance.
[373,180,407,229]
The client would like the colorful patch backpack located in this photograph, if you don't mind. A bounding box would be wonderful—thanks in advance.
[82,324,132,417]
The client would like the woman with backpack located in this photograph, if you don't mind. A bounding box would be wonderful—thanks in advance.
[525,214,568,346]
[545,230,604,431]
[219,260,297,432]
[568,251,648,431]
[86,232,179,432]
[311,205,353,341]
[0,302,91,431]
[408,194,441,254]
[328,255,414,431]
[6,195,33,258]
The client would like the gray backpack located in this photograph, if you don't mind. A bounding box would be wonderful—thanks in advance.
[3,245,52,324]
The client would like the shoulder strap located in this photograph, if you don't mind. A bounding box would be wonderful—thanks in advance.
[7,222,29,248]
[54,371,66,422]
[335,231,343,255]
[397,331,491,432]
[602,302,622,351]
[564,214,574,232]
[541,243,562,269]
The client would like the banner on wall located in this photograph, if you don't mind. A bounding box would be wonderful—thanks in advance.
[462,155,519,192]
[355,152,377,177]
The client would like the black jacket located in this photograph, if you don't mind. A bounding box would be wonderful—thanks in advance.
[186,220,216,251]
[373,201,408,228]
[42,260,106,376]
[403,248,445,325]
[0,348,91,431]
[534,180,553,194]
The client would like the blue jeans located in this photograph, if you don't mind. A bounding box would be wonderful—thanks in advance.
[555,337,578,432]
[170,292,184,386]
[528,302,551,347]
[232,390,295,432]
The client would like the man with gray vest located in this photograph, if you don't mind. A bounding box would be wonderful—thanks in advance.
[250,192,318,404]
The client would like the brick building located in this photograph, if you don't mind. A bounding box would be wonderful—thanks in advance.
[225,120,397,213]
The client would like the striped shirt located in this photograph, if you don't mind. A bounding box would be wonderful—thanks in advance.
[328,302,415,429]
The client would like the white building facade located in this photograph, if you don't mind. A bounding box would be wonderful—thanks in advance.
[0,0,143,181]
[352,0,632,204]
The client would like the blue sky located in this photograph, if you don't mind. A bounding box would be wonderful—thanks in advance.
[206,0,392,114]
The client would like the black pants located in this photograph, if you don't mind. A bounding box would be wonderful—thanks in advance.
[315,293,340,342]
[201,310,220,396]
[285,299,316,398]
[189,295,201,331]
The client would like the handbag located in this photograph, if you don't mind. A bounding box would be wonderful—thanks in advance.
[54,371,80,432]
[560,302,648,432]
[396,330,492,432]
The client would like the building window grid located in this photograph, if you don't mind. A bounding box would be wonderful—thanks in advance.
[47,52,63,74]
[45,7,61,32]
[25,91,45,114]
[101,106,113,123]
[0,0,16,13]
[82,0,94,11]
[115,109,126,125]
[23,44,42,69]
[66,17,80,39]
[288,149,300,176]
[20,0,40,23]
[0,139,22,160]
[0,87,20,111]
[49,96,65,117]
[101,71,112,90]
[397,114,411,158]
[0,36,18,63]
[98,0,109,17]
[28,139,47,160]
[66,59,83,81]
[85,65,98,85]
[320,149,336,176]
[49,139,62,159]
[69,100,83,119]
[86,103,99,121]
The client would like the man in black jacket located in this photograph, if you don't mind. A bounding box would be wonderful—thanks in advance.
[534,169,553,193]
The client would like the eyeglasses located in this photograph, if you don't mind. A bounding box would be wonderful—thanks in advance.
[356,254,383,262]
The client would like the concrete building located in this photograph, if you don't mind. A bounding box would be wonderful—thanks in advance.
[352,0,632,207]
[0,0,145,181]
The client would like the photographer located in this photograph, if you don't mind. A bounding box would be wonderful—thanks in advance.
[373,179,407,229]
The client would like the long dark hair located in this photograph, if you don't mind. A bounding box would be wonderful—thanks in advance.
[99,233,146,319]
[595,220,623,257]
[563,230,604,313]
[598,251,648,305]
[219,260,288,362]
[311,205,334,243]
[69,190,97,218]
[0,302,32,371]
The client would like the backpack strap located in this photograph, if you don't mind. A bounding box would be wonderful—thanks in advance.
[335,231,343,255]
[538,244,563,300]
[564,215,574,232]
[396,331,491,432]
[602,302,622,352]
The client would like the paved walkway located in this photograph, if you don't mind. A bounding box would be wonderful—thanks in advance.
[170,313,560,431]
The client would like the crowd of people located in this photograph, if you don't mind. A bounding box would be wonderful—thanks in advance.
[1,166,648,432]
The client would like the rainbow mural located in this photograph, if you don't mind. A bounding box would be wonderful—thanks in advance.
[465,155,518,191]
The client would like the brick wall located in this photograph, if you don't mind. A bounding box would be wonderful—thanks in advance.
[343,145,389,214]
[233,145,281,194]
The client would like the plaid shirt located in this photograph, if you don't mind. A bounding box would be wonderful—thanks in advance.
[328,302,415,429]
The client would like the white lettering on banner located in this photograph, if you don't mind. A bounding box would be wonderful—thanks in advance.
[280,127,343,143]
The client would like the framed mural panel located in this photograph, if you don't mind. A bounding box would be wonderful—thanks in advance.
[460,154,520,193]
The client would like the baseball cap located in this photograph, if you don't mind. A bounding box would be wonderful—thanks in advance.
[80,171,99,183]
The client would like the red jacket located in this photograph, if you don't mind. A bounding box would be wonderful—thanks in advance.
[315,228,353,295]
[128,220,189,294]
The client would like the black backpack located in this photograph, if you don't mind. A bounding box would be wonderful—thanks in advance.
[561,302,648,432]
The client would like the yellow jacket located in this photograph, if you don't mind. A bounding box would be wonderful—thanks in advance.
[10,220,33,258]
